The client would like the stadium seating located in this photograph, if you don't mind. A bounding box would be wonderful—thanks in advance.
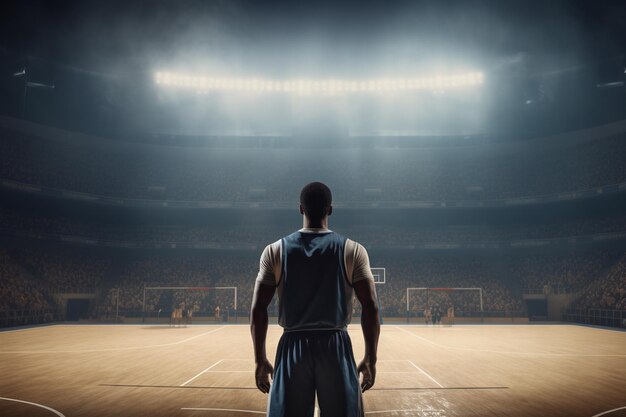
[1,124,625,203]
[2,205,626,246]
[2,244,624,321]
[574,254,626,311]
[1,118,625,324]
[0,249,56,326]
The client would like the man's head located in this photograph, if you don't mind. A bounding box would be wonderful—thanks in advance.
[299,182,333,224]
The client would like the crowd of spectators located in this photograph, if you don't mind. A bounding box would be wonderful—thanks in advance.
[1,125,625,203]
[0,249,52,312]
[15,247,111,293]
[91,252,528,318]
[371,255,525,317]
[96,254,256,319]
[507,251,618,293]
[3,244,623,321]
[2,243,624,325]
[94,254,521,318]
[574,253,626,311]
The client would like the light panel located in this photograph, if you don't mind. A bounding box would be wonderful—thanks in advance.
[154,71,484,94]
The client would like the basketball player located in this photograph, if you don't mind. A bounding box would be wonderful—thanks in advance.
[447,305,455,326]
[171,304,182,327]
[433,305,442,326]
[182,304,189,327]
[424,306,432,325]
[186,307,193,326]
[250,182,380,417]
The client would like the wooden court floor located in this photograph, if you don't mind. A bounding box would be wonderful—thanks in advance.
[1,324,625,417]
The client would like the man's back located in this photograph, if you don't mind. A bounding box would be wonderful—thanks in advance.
[279,230,349,331]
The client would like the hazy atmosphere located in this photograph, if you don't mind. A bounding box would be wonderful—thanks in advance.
[1,2,625,417]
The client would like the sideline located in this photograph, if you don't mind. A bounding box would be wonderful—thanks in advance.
[182,408,265,414]
[0,323,59,333]
[407,360,444,388]
[590,406,626,417]
[181,359,225,386]
[0,397,66,417]
[393,325,626,357]
[0,325,226,354]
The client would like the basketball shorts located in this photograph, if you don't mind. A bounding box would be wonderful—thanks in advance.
[267,329,364,417]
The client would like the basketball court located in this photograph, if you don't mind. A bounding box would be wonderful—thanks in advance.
[1,323,625,417]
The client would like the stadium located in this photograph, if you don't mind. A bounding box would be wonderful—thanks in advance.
[1,1,625,417]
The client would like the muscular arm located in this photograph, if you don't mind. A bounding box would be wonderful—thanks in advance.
[250,280,276,393]
[354,278,380,392]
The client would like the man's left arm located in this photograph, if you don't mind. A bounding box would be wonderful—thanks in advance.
[348,240,380,392]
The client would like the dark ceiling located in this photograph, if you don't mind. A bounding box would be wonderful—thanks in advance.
[1,0,625,77]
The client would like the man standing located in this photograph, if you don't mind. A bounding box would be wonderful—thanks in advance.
[424,306,432,325]
[447,305,455,326]
[214,305,221,323]
[250,182,380,417]
[433,305,442,326]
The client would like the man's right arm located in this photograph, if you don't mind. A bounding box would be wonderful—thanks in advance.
[250,242,280,394]
[250,280,275,393]
[354,277,380,392]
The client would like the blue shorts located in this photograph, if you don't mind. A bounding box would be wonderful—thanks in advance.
[267,329,364,417]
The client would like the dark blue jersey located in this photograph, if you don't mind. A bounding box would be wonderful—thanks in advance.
[278,230,351,331]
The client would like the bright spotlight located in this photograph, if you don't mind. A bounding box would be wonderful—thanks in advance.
[153,71,484,94]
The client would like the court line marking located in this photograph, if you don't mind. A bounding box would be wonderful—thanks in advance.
[181,407,449,415]
[104,383,506,391]
[591,406,626,417]
[182,408,265,414]
[181,359,225,386]
[365,408,445,415]
[102,384,258,390]
[0,326,226,354]
[406,360,444,388]
[0,397,66,417]
[204,358,421,374]
[393,325,626,357]
[0,324,60,333]
[203,370,420,374]
[372,386,508,390]
[221,359,413,362]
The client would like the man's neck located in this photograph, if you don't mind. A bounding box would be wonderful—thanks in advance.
[302,218,329,230]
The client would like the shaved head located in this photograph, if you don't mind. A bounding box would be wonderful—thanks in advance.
[299,182,332,222]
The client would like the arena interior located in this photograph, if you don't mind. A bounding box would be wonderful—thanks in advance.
[1,1,625,417]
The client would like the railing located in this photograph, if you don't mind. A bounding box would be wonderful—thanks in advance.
[564,308,626,329]
[0,308,60,328]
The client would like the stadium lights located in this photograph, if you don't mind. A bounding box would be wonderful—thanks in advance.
[154,71,484,95]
